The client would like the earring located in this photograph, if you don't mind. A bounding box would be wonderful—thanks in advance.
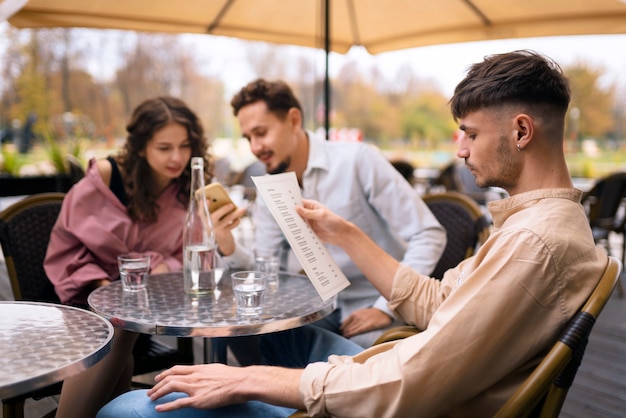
[517,143,522,152]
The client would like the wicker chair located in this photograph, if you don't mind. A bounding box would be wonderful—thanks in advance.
[423,191,491,280]
[0,193,65,418]
[495,255,622,417]
[0,193,193,417]
[290,255,622,418]
[432,161,493,205]
[581,171,626,297]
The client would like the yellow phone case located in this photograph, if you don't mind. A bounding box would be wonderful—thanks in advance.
[196,183,237,214]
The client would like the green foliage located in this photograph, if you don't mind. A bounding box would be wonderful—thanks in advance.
[43,132,66,173]
[564,63,616,140]
[401,93,457,146]
[565,148,626,178]
[40,129,84,174]
[0,146,24,175]
[68,138,82,158]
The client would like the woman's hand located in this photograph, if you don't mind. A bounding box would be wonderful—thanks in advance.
[211,204,247,256]
[86,278,112,293]
[151,263,170,275]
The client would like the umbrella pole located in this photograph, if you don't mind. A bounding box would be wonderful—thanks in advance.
[324,0,330,139]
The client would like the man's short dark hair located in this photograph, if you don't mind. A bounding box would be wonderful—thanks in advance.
[231,78,303,120]
[449,50,571,122]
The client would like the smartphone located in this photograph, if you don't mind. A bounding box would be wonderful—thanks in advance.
[195,183,237,214]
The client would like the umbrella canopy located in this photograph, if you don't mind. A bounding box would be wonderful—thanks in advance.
[5,0,626,133]
[6,0,626,54]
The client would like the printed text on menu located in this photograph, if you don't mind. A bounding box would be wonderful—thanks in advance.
[251,172,350,302]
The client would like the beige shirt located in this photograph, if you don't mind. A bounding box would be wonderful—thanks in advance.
[300,188,607,417]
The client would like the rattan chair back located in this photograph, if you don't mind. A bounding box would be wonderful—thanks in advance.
[423,191,491,279]
[495,254,622,418]
[0,193,65,302]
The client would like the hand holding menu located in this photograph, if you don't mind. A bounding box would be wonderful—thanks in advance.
[252,172,350,301]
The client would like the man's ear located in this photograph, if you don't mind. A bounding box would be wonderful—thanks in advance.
[287,107,303,128]
[516,114,534,149]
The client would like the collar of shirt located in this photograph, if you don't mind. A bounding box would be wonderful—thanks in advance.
[301,130,331,199]
[487,188,582,228]
[303,130,330,176]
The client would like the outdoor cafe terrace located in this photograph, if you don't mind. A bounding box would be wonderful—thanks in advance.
[0,190,625,417]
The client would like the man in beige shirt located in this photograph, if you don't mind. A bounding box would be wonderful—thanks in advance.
[98,50,608,418]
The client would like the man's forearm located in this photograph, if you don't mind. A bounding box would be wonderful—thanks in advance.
[336,222,400,299]
[245,366,305,409]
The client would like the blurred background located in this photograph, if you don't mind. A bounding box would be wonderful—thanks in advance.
[1,21,625,183]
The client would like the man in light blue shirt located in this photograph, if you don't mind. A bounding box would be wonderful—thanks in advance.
[220,78,445,347]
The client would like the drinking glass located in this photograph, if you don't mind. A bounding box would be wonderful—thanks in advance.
[255,255,279,284]
[117,253,150,291]
[231,271,267,316]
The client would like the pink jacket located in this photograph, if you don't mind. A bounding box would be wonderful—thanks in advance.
[44,158,186,305]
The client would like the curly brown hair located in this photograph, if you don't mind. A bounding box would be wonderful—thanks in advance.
[117,96,211,223]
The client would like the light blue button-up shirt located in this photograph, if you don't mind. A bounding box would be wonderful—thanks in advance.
[223,131,446,317]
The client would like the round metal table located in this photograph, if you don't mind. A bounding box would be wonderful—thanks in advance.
[88,271,336,338]
[0,301,114,400]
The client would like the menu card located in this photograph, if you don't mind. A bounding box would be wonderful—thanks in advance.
[252,172,350,301]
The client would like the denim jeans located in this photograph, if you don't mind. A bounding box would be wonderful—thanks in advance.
[97,326,363,418]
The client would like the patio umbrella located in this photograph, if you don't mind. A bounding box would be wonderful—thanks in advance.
[5,0,626,132]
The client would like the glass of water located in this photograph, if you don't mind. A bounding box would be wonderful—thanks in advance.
[255,255,279,284]
[117,253,151,291]
[231,271,267,316]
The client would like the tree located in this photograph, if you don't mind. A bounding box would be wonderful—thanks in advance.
[112,33,227,139]
[401,91,457,148]
[333,60,390,141]
[244,42,289,81]
[564,62,615,142]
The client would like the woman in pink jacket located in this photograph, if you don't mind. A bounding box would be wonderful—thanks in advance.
[45,96,245,418]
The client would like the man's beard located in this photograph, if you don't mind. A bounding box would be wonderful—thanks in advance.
[475,134,518,190]
[268,158,291,175]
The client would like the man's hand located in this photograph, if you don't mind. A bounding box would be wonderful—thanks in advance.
[296,198,400,300]
[148,364,246,411]
[341,308,393,338]
[147,364,305,412]
[295,199,353,247]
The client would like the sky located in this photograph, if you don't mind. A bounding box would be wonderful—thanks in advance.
[347,34,626,96]
[178,32,626,98]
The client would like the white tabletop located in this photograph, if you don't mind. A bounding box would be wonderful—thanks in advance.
[0,301,114,399]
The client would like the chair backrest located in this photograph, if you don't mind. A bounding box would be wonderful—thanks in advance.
[582,171,626,230]
[423,191,491,279]
[232,161,265,201]
[234,161,266,188]
[0,192,65,302]
[495,255,623,418]
[390,159,416,185]
[433,162,491,205]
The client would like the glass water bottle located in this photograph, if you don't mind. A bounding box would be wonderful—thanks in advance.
[183,157,216,294]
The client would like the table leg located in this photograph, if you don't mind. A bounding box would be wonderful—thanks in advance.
[3,399,26,418]
[203,338,228,363]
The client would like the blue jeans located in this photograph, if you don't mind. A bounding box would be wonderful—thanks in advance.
[97,326,363,418]
[212,309,345,366]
